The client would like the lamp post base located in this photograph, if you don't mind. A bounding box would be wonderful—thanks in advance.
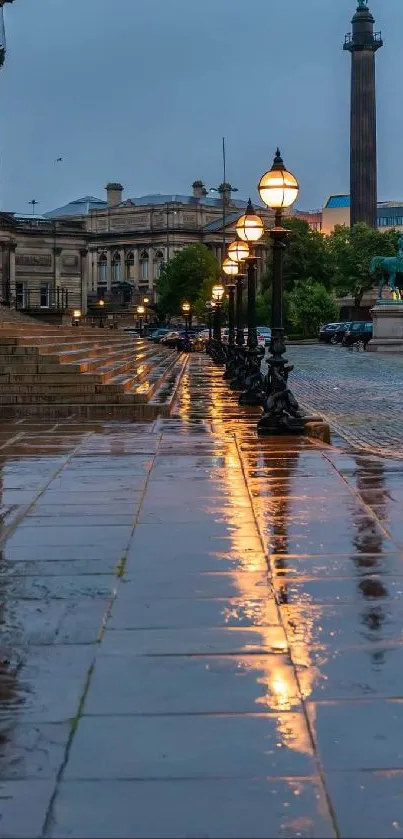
[257,358,305,435]
[238,347,265,406]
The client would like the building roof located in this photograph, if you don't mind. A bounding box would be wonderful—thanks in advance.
[45,192,250,219]
[325,195,351,209]
[325,194,403,215]
[44,196,107,218]
[203,211,244,232]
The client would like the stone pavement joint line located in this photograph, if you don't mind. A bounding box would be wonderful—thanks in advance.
[0,355,403,837]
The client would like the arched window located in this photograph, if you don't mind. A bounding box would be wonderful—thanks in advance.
[140,250,149,282]
[98,252,107,285]
[112,251,121,284]
[125,250,135,281]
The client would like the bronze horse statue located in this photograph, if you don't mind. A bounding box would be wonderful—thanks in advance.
[370,236,403,299]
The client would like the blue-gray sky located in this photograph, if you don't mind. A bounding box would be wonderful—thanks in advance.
[1,0,401,215]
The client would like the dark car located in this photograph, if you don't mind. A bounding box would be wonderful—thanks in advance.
[342,321,373,347]
[329,322,352,344]
[319,322,347,343]
[149,328,170,343]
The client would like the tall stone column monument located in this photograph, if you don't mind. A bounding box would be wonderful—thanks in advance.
[344,0,383,228]
[0,0,14,68]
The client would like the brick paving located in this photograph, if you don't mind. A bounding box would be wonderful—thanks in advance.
[287,344,403,456]
[0,354,403,837]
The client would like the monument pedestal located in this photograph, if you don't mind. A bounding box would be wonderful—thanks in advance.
[367,302,403,352]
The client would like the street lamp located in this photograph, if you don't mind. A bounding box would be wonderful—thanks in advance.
[205,300,215,346]
[143,295,149,324]
[222,258,238,348]
[182,300,191,333]
[98,298,105,328]
[136,304,145,336]
[211,282,225,345]
[235,200,264,352]
[227,241,249,347]
[257,148,304,434]
[72,308,81,327]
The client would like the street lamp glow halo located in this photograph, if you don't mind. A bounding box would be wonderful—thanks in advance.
[222,257,239,277]
[227,240,250,262]
[137,305,145,315]
[258,148,299,210]
[182,301,191,313]
[212,283,225,303]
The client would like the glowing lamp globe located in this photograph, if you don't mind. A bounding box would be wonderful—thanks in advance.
[212,283,225,303]
[222,258,239,277]
[236,200,264,243]
[137,305,145,316]
[182,301,191,313]
[258,148,299,210]
[227,240,249,263]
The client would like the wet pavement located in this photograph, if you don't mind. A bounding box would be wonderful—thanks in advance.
[0,355,403,837]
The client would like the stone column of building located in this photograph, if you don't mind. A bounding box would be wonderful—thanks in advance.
[133,248,140,291]
[344,1,383,228]
[54,247,62,293]
[106,250,112,291]
[120,247,125,283]
[8,241,16,305]
[148,250,154,294]
[80,249,88,314]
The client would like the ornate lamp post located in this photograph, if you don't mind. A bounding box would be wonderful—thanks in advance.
[257,148,304,434]
[235,201,265,405]
[136,304,145,336]
[205,300,215,350]
[181,300,191,333]
[227,240,249,347]
[0,1,15,70]
[211,282,225,347]
[222,258,238,380]
[143,295,149,324]
[98,298,105,328]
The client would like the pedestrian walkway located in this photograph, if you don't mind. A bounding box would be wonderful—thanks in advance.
[1,355,403,838]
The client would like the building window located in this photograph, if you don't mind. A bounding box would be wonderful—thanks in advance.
[112,251,121,284]
[40,283,50,308]
[140,250,149,282]
[98,252,107,284]
[15,282,26,309]
[125,251,135,281]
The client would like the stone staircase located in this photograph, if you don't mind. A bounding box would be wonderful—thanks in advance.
[0,317,187,418]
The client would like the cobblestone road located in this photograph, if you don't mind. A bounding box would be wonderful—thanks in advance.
[285,345,403,456]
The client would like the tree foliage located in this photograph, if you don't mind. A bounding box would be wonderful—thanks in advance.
[156,244,219,318]
[288,279,338,337]
[262,218,331,294]
[327,222,398,306]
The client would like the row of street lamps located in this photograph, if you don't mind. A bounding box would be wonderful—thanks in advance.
[207,149,305,435]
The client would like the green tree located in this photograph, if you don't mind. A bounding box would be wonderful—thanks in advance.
[327,222,398,307]
[156,244,219,318]
[262,218,331,295]
[288,279,338,337]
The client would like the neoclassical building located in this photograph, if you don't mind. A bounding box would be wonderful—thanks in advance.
[44,181,275,309]
[0,180,320,315]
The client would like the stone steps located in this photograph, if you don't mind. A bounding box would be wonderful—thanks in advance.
[0,326,188,418]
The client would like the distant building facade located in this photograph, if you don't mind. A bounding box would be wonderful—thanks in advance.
[322,195,403,235]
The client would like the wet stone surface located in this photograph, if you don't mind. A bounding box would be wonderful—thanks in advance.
[0,355,403,836]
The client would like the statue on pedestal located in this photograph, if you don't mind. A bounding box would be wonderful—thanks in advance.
[370,236,403,301]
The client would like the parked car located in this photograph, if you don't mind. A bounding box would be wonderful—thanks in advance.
[160,330,181,347]
[342,321,373,347]
[257,326,272,346]
[319,322,347,343]
[149,328,170,343]
[329,322,352,344]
